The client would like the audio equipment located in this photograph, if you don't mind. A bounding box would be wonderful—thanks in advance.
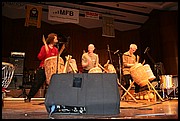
[9,57,24,75]
[45,73,120,114]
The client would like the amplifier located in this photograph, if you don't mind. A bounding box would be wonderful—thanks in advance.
[9,57,24,74]
[11,52,25,58]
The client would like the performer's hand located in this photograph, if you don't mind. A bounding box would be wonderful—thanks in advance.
[136,55,139,63]
[127,63,134,67]
[87,56,91,64]
[42,35,49,53]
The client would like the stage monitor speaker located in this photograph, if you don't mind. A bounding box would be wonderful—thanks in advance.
[9,57,24,74]
[45,73,120,115]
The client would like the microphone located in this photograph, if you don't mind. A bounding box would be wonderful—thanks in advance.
[58,42,66,44]
[144,47,150,54]
[107,45,110,52]
[114,50,119,54]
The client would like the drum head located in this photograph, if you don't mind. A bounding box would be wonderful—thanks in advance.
[88,67,102,73]
[107,64,116,73]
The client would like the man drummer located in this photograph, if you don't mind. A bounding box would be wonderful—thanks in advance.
[81,44,99,73]
[24,33,59,102]
[122,44,141,96]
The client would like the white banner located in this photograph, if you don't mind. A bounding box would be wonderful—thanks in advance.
[85,11,99,20]
[48,6,79,24]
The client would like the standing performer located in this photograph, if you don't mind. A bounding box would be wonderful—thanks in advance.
[122,44,140,95]
[24,33,59,102]
[81,44,99,73]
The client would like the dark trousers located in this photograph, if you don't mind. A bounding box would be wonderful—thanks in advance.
[122,74,140,95]
[82,69,89,73]
[27,68,46,99]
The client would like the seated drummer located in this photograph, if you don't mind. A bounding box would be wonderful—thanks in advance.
[81,44,99,73]
[122,44,141,96]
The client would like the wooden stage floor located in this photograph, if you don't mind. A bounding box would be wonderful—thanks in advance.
[2,97,178,119]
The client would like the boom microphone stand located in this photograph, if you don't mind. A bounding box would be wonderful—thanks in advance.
[56,43,60,74]
[56,42,66,74]
[113,51,122,85]
[56,37,70,73]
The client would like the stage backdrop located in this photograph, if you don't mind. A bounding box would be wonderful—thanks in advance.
[45,73,120,114]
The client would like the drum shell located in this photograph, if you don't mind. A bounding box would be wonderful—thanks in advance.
[88,67,102,73]
[44,56,64,85]
[143,64,156,81]
[67,59,78,73]
[130,63,149,87]
[105,64,116,73]
[160,75,173,89]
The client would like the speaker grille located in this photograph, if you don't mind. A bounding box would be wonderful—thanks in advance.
[9,57,24,74]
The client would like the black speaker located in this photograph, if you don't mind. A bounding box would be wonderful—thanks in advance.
[9,57,24,74]
[7,75,23,89]
[45,73,120,115]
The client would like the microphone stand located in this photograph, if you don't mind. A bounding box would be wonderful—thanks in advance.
[146,52,156,65]
[56,43,60,74]
[56,38,70,74]
[107,44,113,64]
[117,53,122,84]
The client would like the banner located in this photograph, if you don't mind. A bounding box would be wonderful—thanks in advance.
[2,2,26,9]
[25,4,42,28]
[102,15,115,38]
[85,11,99,20]
[48,6,79,24]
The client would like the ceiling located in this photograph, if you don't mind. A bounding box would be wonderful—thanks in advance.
[2,2,178,31]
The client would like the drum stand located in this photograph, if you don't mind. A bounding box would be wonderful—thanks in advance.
[120,80,164,102]
[146,81,164,101]
[117,79,138,103]
[115,52,138,102]
[161,84,177,99]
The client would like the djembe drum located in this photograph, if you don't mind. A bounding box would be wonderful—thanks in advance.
[104,64,116,73]
[44,56,64,85]
[130,63,149,87]
[88,67,103,73]
[143,64,156,81]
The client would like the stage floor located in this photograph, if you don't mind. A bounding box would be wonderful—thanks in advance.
[2,97,178,119]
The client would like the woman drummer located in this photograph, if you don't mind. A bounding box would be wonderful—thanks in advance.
[24,33,59,102]
[81,44,99,73]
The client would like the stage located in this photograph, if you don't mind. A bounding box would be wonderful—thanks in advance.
[2,73,178,119]
[2,97,178,119]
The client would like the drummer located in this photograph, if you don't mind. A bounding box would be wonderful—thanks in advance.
[24,33,59,102]
[122,44,141,95]
[81,44,99,73]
